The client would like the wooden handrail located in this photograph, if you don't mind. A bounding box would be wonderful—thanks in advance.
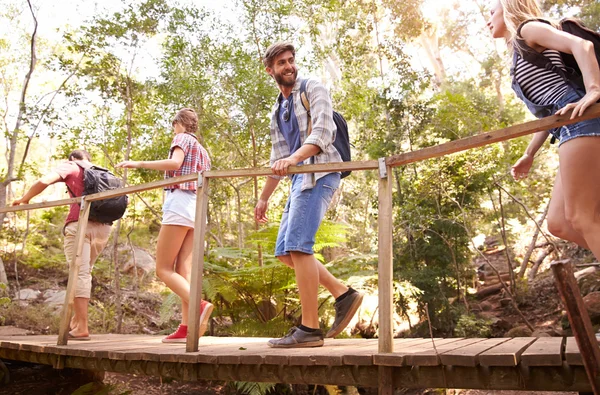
[387,103,600,167]
[4,104,600,215]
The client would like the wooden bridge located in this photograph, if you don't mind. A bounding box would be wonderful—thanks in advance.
[0,334,594,391]
[3,105,600,393]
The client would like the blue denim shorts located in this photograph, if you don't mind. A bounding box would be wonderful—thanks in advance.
[275,172,341,256]
[552,87,600,146]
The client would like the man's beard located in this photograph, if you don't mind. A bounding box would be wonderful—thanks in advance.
[273,69,297,87]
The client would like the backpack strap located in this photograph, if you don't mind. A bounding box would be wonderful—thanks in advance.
[64,160,91,199]
[299,79,313,135]
[515,19,572,82]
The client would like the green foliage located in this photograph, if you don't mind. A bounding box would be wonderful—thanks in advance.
[454,314,492,338]
[0,302,60,333]
[158,291,180,326]
[227,381,277,395]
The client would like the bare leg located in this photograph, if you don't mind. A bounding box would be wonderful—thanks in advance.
[290,251,321,328]
[277,255,348,298]
[546,172,589,248]
[155,225,193,315]
[175,229,194,325]
[70,297,90,337]
[558,137,600,260]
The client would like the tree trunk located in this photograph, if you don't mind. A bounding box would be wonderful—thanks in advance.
[0,0,38,284]
[518,201,550,278]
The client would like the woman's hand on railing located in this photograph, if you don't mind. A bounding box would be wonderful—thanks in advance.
[11,197,28,206]
[511,153,534,181]
[116,161,141,169]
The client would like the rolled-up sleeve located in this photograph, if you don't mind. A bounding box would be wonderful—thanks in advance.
[302,81,336,152]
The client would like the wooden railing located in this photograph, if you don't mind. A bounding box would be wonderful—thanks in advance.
[3,103,600,391]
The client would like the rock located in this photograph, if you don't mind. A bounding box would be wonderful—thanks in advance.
[121,246,156,276]
[583,291,600,325]
[505,325,532,337]
[531,330,552,337]
[499,298,512,307]
[17,288,40,301]
[0,325,29,336]
[44,290,66,306]
[578,272,600,296]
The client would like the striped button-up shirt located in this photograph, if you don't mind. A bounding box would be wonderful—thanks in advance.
[269,77,342,191]
[165,132,211,191]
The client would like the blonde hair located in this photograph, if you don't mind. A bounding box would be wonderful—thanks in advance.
[172,108,198,136]
[499,0,556,50]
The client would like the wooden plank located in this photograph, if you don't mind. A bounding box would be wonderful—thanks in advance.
[57,200,91,346]
[375,338,485,367]
[187,175,210,352]
[378,164,394,354]
[287,338,369,366]
[478,337,538,367]
[386,103,600,167]
[439,337,510,366]
[520,337,564,366]
[343,338,445,366]
[399,338,469,366]
[565,336,583,366]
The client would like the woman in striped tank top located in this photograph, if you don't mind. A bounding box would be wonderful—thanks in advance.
[117,108,213,343]
[488,1,600,267]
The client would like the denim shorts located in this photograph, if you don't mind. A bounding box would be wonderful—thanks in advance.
[552,87,600,146]
[275,172,341,256]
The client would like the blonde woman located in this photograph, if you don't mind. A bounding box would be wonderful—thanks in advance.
[117,108,213,343]
[488,0,600,265]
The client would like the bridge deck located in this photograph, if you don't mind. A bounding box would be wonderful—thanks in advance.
[0,335,591,391]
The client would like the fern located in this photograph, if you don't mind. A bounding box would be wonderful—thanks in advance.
[229,381,277,395]
[158,292,179,325]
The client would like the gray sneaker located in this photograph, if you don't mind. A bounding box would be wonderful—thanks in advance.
[268,327,324,348]
[326,290,364,338]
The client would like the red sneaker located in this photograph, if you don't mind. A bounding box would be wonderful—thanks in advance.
[199,300,214,338]
[162,324,187,343]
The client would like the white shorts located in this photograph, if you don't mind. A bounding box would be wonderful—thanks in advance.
[162,189,196,228]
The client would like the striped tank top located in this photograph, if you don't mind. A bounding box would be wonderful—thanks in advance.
[514,49,569,106]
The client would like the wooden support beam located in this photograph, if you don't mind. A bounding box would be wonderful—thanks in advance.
[378,366,394,395]
[187,175,210,352]
[378,161,394,354]
[57,199,91,346]
[551,260,600,393]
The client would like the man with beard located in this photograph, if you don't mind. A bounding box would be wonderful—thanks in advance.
[255,42,363,348]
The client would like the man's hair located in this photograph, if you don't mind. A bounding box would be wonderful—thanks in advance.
[172,108,198,135]
[68,149,91,161]
[262,42,295,68]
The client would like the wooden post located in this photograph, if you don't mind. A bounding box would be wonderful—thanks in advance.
[551,259,600,393]
[378,160,394,353]
[57,198,91,345]
[377,159,394,395]
[186,175,210,352]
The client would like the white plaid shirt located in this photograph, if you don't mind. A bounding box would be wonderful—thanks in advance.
[269,77,342,191]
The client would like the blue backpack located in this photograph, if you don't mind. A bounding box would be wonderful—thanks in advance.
[299,79,352,178]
